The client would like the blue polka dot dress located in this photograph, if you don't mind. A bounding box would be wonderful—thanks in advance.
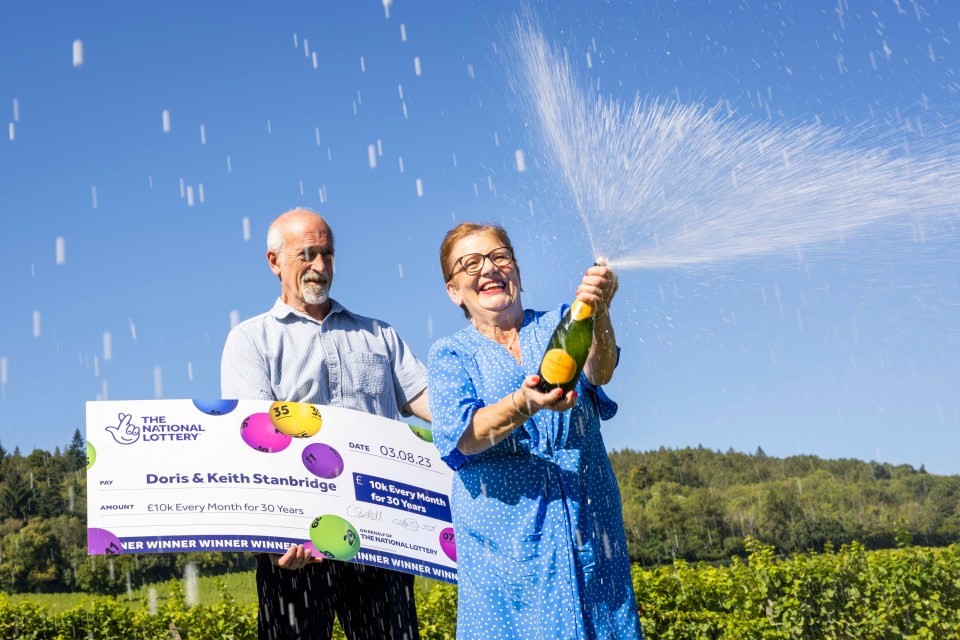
[428,304,644,640]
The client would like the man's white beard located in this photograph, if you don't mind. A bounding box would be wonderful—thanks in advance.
[302,280,330,305]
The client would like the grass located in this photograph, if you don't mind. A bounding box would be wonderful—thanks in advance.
[5,569,258,613]
[4,570,442,614]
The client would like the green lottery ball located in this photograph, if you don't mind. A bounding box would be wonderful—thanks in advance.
[86,441,96,470]
[309,515,361,561]
[408,424,434,443]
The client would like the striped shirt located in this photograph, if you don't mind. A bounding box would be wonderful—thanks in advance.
[221,298,427,420]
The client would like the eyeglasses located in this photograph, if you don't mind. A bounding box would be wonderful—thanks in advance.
[451,247,515,279]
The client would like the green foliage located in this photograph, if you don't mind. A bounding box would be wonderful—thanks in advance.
[417,581,458,640]
[632,539,960,639]
[0,578,258,639]
[0,439,255,594]
[1,437,958,593]
[612,446,960,564]
[2,543,959,639]
[65,430,86,473]
[9,567,259,612]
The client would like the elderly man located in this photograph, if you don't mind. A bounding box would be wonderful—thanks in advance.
[222,208,430,640]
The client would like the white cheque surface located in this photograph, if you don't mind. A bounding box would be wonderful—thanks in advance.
[86,399,458,583]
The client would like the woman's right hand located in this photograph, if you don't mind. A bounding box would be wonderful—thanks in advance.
[513,375,577,417]
[457,375,578,455]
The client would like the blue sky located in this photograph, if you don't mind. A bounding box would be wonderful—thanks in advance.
[2,1,958,474]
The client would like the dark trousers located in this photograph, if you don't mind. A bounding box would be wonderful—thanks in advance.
[256,554,420,640]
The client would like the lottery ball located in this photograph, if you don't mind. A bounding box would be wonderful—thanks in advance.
[193,399,239,416]
[240,413,292,453]
[302,443,344,479]
[309,514,361,561]
[88,527,123,555]
[86,441,96,470]
[303,540,324,560]
[439,527,457,562]
[408,424,434,443]
[269,401,322,438]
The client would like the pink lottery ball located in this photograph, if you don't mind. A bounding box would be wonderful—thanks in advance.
[302,443,345,479]
[88,527,124,555]
[439,527,457,562]
[240,412,292,453]
[304,541,324,560]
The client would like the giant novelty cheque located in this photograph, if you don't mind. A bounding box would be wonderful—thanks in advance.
[86,400,458,584]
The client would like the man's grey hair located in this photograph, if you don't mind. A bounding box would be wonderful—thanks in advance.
[266,207,328,256]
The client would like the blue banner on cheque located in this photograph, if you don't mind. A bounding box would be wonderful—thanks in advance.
[86,400,458,583]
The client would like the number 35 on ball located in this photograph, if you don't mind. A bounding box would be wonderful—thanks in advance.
[269,401,323,438]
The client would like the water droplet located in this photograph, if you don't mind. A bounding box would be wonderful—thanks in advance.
[184,563,199,606]
[72,40,84,67]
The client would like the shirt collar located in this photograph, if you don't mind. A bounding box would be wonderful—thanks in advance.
[270,297,349,323]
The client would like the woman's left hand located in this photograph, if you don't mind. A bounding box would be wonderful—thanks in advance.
[576,264,619,315]
[514,375,578,417]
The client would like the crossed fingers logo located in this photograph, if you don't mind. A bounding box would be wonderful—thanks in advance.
[105,413,140,445]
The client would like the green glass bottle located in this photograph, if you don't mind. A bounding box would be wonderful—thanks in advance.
[534,298,595,394]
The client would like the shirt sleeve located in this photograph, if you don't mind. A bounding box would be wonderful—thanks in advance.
[427,340,480,471]
[221,326,273,400]
[380,323,428,417]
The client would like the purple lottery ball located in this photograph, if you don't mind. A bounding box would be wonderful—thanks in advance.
[304,540,324,560]
[439,527,457,562]
[241,413,292,453]
[193,399,239,416]
[88,527,124,555]
[302,443,345,479]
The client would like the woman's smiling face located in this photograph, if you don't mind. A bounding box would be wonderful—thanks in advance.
[445,232,521,321]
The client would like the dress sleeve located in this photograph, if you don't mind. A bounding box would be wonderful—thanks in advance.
[220,326,273,400]
[579,345,621,421]
[427,340,481,471]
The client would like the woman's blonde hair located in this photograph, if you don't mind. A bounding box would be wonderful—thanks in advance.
[439,222,520,318]
[439,222,515,282]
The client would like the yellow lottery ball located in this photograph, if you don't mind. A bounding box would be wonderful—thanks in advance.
[269,401,323,438]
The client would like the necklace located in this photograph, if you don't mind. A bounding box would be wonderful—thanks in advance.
[502,332,521,364]
[475,322,522,363]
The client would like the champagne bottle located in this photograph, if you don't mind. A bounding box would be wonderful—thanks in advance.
[534,298,595,394]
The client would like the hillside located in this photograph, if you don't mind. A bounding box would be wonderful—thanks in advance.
[0,432,956,593]
[611,446,960,564]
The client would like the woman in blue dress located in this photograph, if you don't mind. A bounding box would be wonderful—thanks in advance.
[428,222,643,640]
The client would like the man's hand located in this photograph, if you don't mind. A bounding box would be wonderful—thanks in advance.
[271,544,323,570]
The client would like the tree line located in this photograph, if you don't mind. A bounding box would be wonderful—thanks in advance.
[0,431,253,594]
[612,445,960,565]
[0,432,956,593]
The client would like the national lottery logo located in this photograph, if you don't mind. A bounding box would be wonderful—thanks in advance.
[105,413,140,445]
[104,400,226,446]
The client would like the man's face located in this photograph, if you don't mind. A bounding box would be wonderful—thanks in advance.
[269,215,335,312]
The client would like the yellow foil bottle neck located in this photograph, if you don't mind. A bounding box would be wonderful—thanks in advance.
[570,299,594,321]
